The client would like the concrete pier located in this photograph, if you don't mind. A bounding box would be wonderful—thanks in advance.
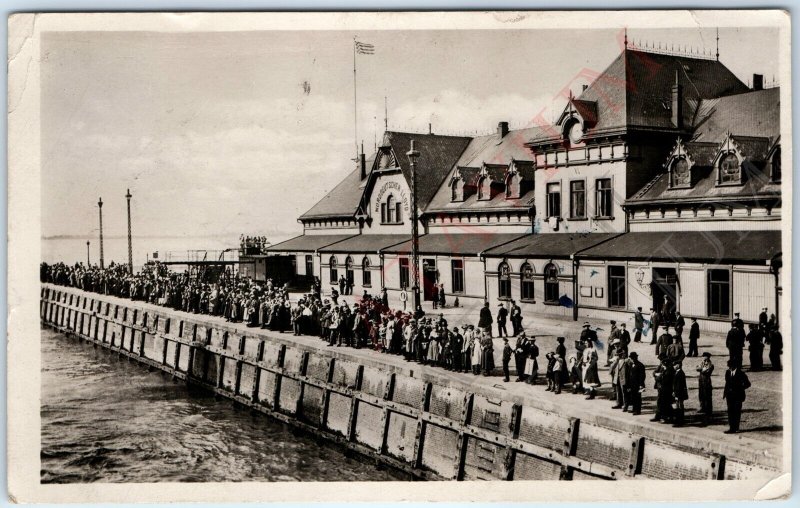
[40,284,779,481]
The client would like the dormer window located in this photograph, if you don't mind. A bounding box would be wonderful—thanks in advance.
[477,176,491,200]
[506,172,521,199]
[670,157,691,188]
[718,152,742,185]
[563,118,584,147]
[451,178,463,201]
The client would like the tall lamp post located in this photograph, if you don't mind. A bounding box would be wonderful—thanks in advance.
[406,140,421,309]
[86,241,91,266]
[125,188,133,273]
[98,197,105,269]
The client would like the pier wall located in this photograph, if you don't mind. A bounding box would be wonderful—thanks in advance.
[40,284,776,481]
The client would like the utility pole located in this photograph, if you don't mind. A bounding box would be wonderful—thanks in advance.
[86,240,90,266]
[98,197,105,269]
[406,140,421,310]
[125,188,133,273]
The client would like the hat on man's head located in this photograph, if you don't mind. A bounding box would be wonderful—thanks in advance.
[620,323,626,328]
[637,306,642,311]
[610,320,616,325]
[583,322,590,327]
[629,352,638,358]
[557,336,565,342]
[702,352,712,358]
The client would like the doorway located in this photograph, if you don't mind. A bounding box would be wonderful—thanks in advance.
[422,258,438,301]
[652,267,678,325]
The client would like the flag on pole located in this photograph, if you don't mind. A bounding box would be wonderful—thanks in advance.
[355,41,375,54]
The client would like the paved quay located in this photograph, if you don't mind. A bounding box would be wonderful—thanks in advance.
[47,287,783,472]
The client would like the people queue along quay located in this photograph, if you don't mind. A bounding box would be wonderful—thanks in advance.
[42,261,782,434]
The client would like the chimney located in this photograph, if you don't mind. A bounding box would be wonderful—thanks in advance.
[498,121,509,138]
[753,74,764,91]
[671,71,683,129]
[359,142,366,180]
[428,122,433,135]
[582,84,588,92]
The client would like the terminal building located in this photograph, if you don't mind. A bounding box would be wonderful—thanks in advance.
[258,45,783,332]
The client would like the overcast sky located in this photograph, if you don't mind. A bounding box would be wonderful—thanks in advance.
[41,27,778,242]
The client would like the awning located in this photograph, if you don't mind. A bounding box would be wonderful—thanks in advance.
[265,234,356,253]
[383,233,527,256]
[576,231,782,264]
[484,233,621,258]
[318,234,411,254]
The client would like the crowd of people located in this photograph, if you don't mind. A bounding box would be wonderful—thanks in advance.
[41,261,782,434]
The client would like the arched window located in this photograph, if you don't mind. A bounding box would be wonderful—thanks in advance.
[381,194,403,224]
[498,261,511,299]
[362,257,372,287]
[670,157,691,188]
[719,153,741,184]
[329,256,338,284]
[544,263,559,303]
[477,176,488,200]
[520,263,534,301]
[345,256,354,287]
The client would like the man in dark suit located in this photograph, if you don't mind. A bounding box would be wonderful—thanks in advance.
[625,352,646,415]
[649,308,661,345]
[768,326,783,371]
[496,303,509,337]
[672,361,689,427]
[758,307,769,332]
[674,311,686,337]
[478,302,493,336]
[687,317,700,357]
[723,360,751,433]
[726,320,746,366]
[633,307,644,343]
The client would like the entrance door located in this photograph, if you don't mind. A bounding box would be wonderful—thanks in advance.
[652,267,678,325]
[422,259,437,301]
[305,255,313,277]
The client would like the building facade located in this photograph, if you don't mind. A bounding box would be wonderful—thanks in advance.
[261,46,783,332]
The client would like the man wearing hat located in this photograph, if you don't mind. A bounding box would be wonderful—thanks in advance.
[502,338,513,382]
[633,306,645,343]
[524,336,540,384]
[450,326,464,372]
[696,352,715,426]
[513,332,530,382]
[733,312,744,331]
[649,307,662,345]
[674,311,686,338]
[579,322,598,350]
[606,320,620,366]
[759,307,769,332]
[622,351,645,414]
[496,302,509,338]
[687,317,700,357]
[478,301,493,336]
[746,323,765,371]
[725,319,746,365]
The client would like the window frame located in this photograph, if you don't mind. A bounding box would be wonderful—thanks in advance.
[607,265,626,308]
[451,259,465,294]
[594,178,613,218]
[669,157,692,189]
[399,257,410,290]
[717,152,743,186]
[329,256,338,284]
[498,261,512,300]
[362,257,372,287]
[707,268,731,318]
[520,262,535,301]
[546,182,562,218]
[305,254,313,277]
[569,179,586,219]
[544,263,560,304]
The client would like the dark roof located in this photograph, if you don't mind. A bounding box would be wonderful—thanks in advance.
[265,234,356,252]
[318,234,410,254]
[300,154,375,220]
[383,131,472,209]
[626,164,781,206]
[382,233,527,256]
[530,49,749,143]
[577,231,781,264]
[484,233,621,258]
[426,126,541,213]
[691,87,780,143]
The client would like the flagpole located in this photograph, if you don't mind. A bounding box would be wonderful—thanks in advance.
[353,37,358,161]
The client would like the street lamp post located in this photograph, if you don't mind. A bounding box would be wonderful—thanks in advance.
[406,140,421,310]
[98,198,105,269]
[86,240,91,266]
[126,189,133,274]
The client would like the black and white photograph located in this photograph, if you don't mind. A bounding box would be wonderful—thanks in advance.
[7,9,792,503]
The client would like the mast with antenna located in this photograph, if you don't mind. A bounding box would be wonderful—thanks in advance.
[716,28,720,61]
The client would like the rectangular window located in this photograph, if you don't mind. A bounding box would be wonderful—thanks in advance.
[546,182,561,218]
[395,202,402,223]
[570,180,586,218]
[595,178,613,217]
[363,266,371,287]
[330,267,338,284]
[608,265,626,308]
[708,269,731,317]
[305,255,313,277]
[381,203,387,224]
[451,260,464,293]
[399,258,410,289]
[521,264,534,301]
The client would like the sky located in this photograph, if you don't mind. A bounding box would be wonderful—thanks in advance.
[41,26,779,248]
